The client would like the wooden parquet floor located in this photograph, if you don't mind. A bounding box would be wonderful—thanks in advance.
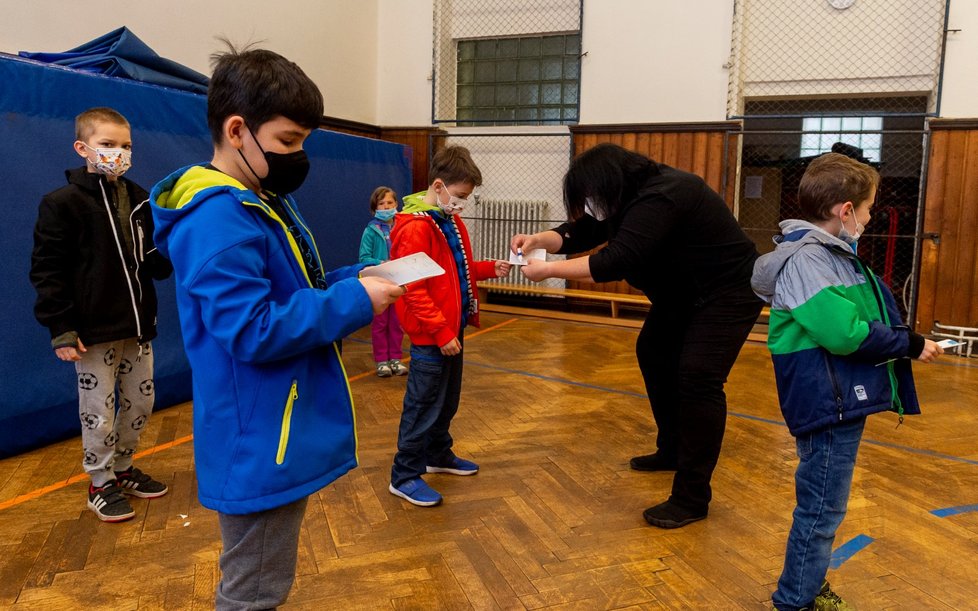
[2,312,977,610]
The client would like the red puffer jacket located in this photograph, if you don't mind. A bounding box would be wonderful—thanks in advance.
[390,212,497,347]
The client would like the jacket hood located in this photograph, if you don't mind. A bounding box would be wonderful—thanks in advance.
[150,164,255,260]
[402,190,443,215]
[751,219,855,302]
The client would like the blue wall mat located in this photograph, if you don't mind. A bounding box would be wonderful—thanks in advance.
[0,54,411,458]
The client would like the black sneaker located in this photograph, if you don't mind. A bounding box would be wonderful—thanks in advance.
[88,482,135,522]
[114,466,168,498]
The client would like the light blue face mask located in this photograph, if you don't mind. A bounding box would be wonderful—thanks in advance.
[375,208,396,221]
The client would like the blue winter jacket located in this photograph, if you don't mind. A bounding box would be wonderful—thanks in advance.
[358,218,392,266]
[150,165,373,514]
[751,220,922,437]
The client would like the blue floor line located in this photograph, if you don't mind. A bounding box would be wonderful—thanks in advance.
[829,534,874,569]
[930,503,978,518]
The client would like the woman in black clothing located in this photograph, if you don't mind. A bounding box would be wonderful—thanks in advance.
[511,144,763,528]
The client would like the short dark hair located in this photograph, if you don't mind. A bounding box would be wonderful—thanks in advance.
[369,186,396,212]
[207,43,324,144]
[429,146,482,187]
[563,143,655,221]
[75,107,129,142]
[798,152,879,221]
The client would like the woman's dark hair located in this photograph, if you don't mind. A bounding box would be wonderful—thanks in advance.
[563,143,656,221]
[207,41,324,144]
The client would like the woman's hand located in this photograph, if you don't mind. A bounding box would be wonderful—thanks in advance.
[510,233,537,256]
[520,259,552,282]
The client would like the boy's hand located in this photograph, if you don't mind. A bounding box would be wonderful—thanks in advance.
[916,339,944,363]
[520,259,551,282]
[55,339,87,362]
[359,276,405,315]
[440,337,462,356]
[494,260,512,277]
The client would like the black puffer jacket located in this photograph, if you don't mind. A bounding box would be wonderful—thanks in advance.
[30,167,172,345]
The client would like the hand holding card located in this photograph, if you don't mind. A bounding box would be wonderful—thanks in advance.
[361,252,445,286]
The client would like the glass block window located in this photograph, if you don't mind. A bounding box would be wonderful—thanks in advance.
[800,116,883,161]
[456,33,581,126]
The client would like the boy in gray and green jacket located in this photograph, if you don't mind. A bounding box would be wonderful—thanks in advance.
[751,152,942,611]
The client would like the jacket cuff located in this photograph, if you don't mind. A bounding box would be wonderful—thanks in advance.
[433,325,457,348]
[907,332,926,359]
[52,330,79,350]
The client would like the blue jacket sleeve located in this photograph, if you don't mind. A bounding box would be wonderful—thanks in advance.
[186,235,373,364]
[326,263,368,285]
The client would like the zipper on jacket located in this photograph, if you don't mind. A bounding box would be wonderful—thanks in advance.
[98,180,142,339]
[132,207,146,302]
[276,380,299,465]
[822,351,845,421]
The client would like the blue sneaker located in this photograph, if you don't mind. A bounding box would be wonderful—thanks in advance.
[426,456,479,476]
[388,478,442,506]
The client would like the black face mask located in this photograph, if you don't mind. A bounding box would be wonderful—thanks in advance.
[239,125,310,195]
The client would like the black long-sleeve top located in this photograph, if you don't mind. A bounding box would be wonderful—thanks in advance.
[552,163,758,306]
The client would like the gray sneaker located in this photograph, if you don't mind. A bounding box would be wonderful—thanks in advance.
[376,361,393,377]
[390,359,408,376]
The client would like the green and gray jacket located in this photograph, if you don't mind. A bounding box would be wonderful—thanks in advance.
[751,220,923,436]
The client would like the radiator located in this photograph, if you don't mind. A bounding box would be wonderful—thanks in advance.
[470,199,549,289]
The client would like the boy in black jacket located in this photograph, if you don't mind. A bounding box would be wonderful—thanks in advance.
[30,107,172,522]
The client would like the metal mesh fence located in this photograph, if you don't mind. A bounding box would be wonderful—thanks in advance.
[433,0,582,125]
[727,0,949,118]
[727,0,950,323]
[432,131,572,290]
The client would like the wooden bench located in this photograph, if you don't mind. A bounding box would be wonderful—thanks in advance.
[480,282,650,318]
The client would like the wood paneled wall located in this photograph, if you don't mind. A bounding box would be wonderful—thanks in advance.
[915,119,978,331]
[566,122,741,296]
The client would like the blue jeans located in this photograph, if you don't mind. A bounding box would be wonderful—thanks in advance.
[390,341,464,487]
[772,417,866,611]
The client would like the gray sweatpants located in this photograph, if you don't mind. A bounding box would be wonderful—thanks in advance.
[75,339,154,486]
[216,497,309,610]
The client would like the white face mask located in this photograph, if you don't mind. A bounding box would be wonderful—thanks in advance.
[838,205,864,242]
[85,144,132,177]
[585,197,607,221]
[437,185,471,216]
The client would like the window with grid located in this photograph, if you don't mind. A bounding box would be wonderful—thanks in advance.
[800,116,883,161]
[455,33,581,126]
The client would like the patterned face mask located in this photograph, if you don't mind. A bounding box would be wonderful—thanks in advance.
[84,144,132,177]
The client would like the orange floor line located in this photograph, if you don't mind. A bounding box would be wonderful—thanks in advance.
[1,317,521,511]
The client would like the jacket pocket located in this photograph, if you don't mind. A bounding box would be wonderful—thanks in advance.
[276,379,299,465]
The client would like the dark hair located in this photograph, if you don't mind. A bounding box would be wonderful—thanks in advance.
[798,152,879,221]
[75,107,129,142]
[207,42,324,144]
[563,143,656,221]
[370,186,396,212]
[429,145,482,187]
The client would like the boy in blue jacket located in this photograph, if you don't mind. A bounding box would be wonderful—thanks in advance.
[150,46,403,609]
[751,152,942,611]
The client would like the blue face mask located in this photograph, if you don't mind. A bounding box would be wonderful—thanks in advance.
[375,209,396,221]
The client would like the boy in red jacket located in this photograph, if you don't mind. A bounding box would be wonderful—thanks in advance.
[388,146,510,506]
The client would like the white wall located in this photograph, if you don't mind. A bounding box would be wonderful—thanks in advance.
[938,0,978,118]
[0,0,379,124]
[376,0,434,126]
[5,1,976,125]
[579,0,733,124]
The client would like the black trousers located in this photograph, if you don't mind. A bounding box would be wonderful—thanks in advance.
[636,288,763,512]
